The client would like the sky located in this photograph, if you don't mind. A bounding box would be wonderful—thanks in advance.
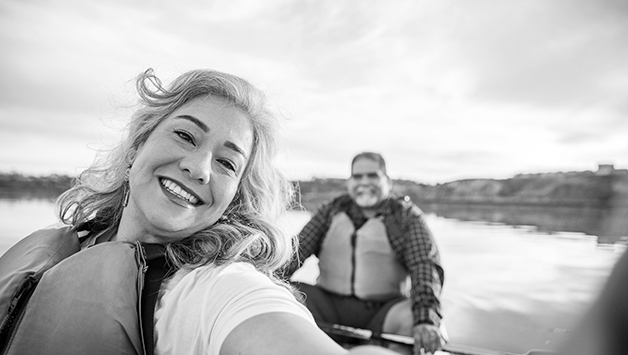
[0,0,627,184]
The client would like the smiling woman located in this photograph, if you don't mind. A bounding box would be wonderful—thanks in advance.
[122,94,255,245]
[0,68,397,355]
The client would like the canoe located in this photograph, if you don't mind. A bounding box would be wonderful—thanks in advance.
[318,322,554,355]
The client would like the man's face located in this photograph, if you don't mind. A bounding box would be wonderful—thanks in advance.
[347,158,391,208]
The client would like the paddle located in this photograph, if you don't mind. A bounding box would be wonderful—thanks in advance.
[318,322,554,355]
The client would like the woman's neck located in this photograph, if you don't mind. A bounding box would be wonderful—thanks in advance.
[116,210,163,244]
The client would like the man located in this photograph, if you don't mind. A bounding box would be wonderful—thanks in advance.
[284,152,445,354]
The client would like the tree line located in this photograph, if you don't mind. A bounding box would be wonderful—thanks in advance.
[2,169,627,211]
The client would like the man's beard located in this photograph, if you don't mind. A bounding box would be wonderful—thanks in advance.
[354,193,379,208]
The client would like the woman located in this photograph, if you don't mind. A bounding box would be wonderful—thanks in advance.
[0,68,396,355]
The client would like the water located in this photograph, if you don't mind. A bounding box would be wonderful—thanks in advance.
[1,198,624,354]
[0,198,60,252]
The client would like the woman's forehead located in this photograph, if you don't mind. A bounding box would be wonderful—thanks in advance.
[174,96,253,144]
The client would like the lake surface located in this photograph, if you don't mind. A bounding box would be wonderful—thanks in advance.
[1,198,625,354]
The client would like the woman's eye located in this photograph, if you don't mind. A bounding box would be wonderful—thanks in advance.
[175,130,195,145]
[218,159,236,172]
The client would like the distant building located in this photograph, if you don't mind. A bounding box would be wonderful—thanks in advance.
[596,164,615,176]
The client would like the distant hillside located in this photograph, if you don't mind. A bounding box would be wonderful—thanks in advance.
[403,171,627,206]
[0,173,74,200]
[295,169,628,211]
[2,168,627,211]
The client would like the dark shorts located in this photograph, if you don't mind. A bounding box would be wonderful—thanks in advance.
[293,282,406,334]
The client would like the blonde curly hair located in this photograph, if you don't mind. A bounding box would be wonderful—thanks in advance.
[56,68,296,278]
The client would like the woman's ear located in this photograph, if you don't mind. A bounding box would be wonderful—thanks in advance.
[126,146,138,165]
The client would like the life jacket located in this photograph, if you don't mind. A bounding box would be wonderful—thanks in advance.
[317,212,407,299]
[0,226,168,355]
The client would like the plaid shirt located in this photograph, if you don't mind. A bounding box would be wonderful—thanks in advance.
[285,194,444,326]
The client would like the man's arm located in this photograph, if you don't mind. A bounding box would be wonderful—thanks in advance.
[393,203,444,327]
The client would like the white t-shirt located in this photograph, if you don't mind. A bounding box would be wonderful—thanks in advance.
[154,262,314,355]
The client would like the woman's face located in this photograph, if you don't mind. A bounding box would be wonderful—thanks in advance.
[123,95,254,243]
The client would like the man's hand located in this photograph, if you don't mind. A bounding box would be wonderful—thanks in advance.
[412,323,444,354]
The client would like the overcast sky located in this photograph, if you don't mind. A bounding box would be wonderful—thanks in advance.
[1,0,626,184]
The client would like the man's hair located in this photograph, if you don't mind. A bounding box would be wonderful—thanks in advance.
[351,151,387,175]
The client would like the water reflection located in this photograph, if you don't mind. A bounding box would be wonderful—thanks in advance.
[1,198,624,354]
[0,198,60,253]
[418,203,628,244]
[286,210,622,354]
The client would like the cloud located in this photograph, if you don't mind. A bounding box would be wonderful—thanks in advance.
[0,0,626,183]
[443,0,628,111]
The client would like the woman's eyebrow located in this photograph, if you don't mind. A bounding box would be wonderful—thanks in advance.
[224,141,248,159]
[175,115,209,132]
[175,114,248,158]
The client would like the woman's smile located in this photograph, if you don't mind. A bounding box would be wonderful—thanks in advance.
[159,177,202,206]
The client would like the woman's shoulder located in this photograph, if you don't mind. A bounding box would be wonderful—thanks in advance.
[206,262,281,290]
[168,262,277,294]
[157,262,302,326]
[155,263,312,355]
[159,263,275,314]
[195,261,263,278]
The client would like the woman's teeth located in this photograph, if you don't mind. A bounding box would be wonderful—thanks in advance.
[160,179,200,205]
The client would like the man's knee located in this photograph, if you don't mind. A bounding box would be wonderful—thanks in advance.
[382,299,413,336]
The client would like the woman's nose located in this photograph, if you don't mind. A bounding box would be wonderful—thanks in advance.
[180,151,212,184]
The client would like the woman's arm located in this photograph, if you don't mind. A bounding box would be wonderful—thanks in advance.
[221,312,398,355]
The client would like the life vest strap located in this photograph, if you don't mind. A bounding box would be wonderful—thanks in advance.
[140,243,172,355]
